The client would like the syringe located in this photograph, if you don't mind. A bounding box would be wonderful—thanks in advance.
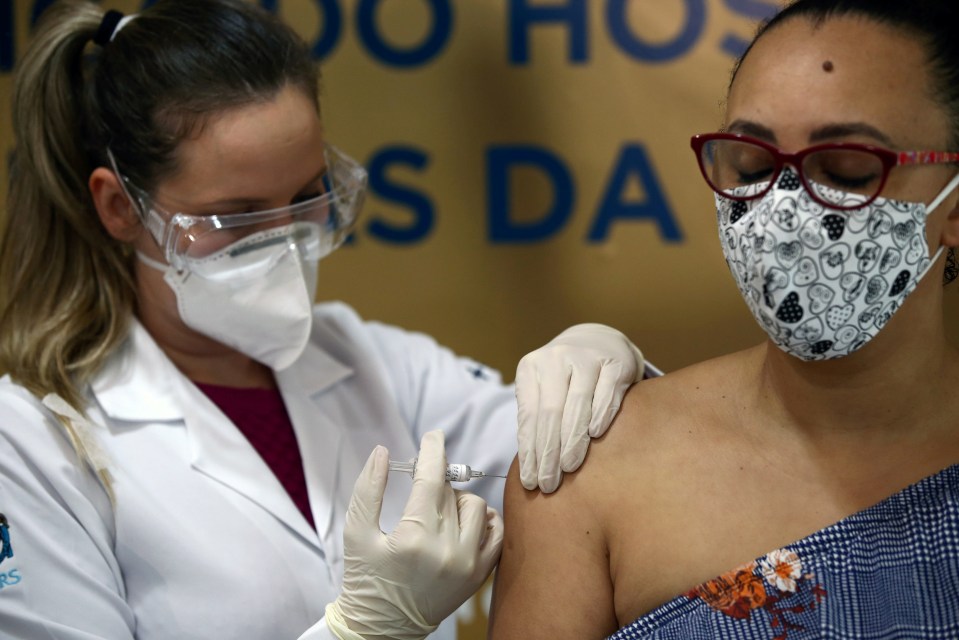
[389,459,506,483]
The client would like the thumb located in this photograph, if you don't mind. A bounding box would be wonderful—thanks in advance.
[345,445,389,533]
[478,506,505,572]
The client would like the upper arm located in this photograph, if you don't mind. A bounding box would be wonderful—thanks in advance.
[487,458,618,639]
[0,393,134,638]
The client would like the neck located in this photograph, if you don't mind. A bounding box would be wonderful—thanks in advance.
[759,342,952,438]
[159,335,276,388]
[752,294,958,444]
[140,311,276,388]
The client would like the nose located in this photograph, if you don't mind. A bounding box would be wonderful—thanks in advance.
[777,166,803,190]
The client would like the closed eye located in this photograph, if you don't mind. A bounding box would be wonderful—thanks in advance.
[291,191,325,206]
[820,170,880,190]
[737,168,775,184]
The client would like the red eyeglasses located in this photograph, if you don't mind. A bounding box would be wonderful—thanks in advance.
[690,132,959,210]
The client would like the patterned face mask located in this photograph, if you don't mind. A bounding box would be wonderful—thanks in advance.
[716,168,959,360]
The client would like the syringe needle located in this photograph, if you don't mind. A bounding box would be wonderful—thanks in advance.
[476,471,507,479]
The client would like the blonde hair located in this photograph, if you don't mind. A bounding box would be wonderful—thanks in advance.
[0,1,134,491]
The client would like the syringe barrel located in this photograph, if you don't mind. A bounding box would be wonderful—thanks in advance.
[390,459,481,482]
[445,464,473,482]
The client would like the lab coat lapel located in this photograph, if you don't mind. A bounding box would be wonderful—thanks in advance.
[275,342,353,542]
[183,385,322,550]
[276,335,422,579]
[92,321,322,551]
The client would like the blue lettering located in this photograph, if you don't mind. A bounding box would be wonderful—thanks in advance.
[365,146,434,244]
[508,0,587,64]
[308,0,344,60]
[721,0,779,58]
[357,0,452,68]
[606,0,706,63]
[487,145,574,243]
[0,568,21,587]
[256,0,341,59]
[588,144,683,242]
[1,0,12,72]
[724,0,779,20]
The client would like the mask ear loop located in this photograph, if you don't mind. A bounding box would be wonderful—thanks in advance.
[927,171,959,214]
[136,251,171,272]
[923,171,959,264]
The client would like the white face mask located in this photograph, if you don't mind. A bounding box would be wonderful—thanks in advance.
[138,223,319,370]
[717,169,959,360]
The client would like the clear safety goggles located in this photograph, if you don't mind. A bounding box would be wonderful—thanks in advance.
[108,145,367,279]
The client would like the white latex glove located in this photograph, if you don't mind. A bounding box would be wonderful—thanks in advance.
[516,323,644,493]
[326,430,504,640]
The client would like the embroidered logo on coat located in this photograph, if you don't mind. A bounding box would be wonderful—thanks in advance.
[466,362,492,380]
[0,513,12,565]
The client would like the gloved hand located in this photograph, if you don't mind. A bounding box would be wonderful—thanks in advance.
[516,323,644,493]
[325,430,504,640]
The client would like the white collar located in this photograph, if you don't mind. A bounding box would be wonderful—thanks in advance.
[91,318,354,423]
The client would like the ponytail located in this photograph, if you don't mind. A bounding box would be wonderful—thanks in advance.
[1,1,136,497]
[1,1,136,410]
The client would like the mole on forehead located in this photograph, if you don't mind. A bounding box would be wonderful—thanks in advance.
[822,60,834,72]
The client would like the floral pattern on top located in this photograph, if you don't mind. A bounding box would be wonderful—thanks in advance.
[608,465,959,640]
[685,549,827,640]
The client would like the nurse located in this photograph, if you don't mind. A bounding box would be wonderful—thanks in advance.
[0,1,648,639]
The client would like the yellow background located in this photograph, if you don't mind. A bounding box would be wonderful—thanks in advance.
[1,0,782,380]
[3,1,959,637]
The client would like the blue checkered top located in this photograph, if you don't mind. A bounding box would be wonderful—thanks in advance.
[609,464,959,640]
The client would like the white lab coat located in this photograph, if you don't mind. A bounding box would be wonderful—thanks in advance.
[0,302,518,640]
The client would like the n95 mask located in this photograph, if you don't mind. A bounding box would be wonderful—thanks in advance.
[139,222,319,370]
[717,169,959,361]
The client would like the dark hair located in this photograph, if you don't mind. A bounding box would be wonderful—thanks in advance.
[1,0,320,413]
[733,0,959,150]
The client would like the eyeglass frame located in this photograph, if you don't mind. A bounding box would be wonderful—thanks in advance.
[690,132,959,211]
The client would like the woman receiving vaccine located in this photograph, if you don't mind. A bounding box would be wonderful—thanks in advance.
[490,0,959,637]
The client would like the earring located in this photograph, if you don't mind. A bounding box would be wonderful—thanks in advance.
[944,247,958,285]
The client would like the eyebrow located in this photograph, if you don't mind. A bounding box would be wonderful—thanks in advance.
[725,119,895,147]
[808,123,894,146]
[724,120,777,142]
[192,165,330,211]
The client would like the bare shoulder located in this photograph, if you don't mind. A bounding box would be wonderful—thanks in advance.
[577,348,759,488]
[564,348,763,623]
[489,349,760,637]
